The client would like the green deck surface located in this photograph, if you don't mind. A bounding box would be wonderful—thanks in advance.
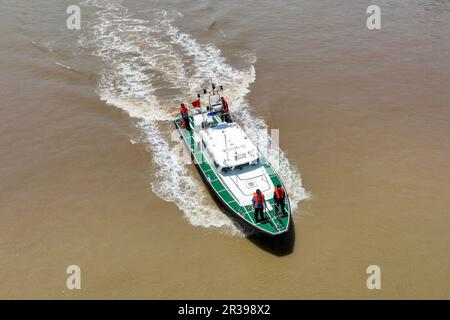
[175,117,290,235]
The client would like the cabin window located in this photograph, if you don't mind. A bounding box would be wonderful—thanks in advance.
[235,162,251,170]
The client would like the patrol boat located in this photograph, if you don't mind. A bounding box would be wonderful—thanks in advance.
[174,85,291,235]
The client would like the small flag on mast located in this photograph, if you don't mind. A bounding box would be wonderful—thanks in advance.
[191,99,201,108]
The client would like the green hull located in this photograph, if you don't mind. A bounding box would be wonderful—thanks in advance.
[174,118,291,236]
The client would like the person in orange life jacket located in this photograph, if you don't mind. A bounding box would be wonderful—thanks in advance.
[252,189,266,222]
[220,97,231,123]
[273,183,286,216]
[179,103,191,131]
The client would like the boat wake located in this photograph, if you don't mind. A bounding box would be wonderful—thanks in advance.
[79,0,309,236]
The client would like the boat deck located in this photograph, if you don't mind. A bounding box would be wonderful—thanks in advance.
[174,117,291,235]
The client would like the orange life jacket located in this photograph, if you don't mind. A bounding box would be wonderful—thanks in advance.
[274,186,285,200]
[180,105,188,116]
[221,99,229,114]
[253,192,265,205]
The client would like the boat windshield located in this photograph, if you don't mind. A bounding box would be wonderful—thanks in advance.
[213,123,229,130]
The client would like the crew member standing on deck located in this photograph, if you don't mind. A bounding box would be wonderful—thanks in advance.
[220,97,231,123]
[273,183,286,216]
[180,103,191,131]
[252,189,266,222]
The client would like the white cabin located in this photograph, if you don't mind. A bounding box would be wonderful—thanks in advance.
[199,123,259,169]
[193,118,275,207]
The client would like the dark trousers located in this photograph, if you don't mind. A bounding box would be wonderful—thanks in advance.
[221,114,231,123]
[183,116,192,131]
[275,199,286,215]
[254,207,264,222]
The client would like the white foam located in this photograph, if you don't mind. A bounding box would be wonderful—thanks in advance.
[79,1,308,236]
[55,62,73,70]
